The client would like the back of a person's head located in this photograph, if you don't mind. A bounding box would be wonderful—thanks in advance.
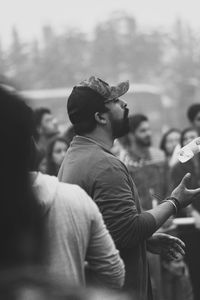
[0,87,34,177]
[128,114,148,134]
[33,107,51,140]
[187,103,200,123]
[0,87,45,268]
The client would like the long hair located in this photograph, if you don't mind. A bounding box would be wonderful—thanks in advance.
[0,87,45,268]
[46,137,68,176]
[160,128,181,155]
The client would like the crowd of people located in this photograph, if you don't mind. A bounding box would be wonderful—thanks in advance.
[112,107,200,300]
[1,76,200,300]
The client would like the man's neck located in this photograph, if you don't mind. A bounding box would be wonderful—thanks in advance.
[82,128,114,150]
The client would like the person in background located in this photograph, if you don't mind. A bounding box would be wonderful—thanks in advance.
[171,128,200,196]
[121,114,168,210]
[124,114,165,166]
[46,137,68,176]
[160,128,181,167]
[0,85,125,298]
[180,127,199,147]
[159,127,193,300]
[120,114,169,300]
[0,86,46,269]
[58,76,200,300]
[170,127,200,300]
[187,104,200,136]
[33,107,59,154]
[31,170,125,290]
[0,86,47,298]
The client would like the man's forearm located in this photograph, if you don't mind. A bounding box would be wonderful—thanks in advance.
[147,201,175,229]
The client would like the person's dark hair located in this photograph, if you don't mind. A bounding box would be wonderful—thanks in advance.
[67,86,109,135]
[73,118,98,135]
[129,114,148,134]
[46,137,68,176]
[160,128,181,153]
[0,87,45,268]
[73,105,108,135]
[180,127,197,147]
[33,107,51,140]
[187,103,200,122]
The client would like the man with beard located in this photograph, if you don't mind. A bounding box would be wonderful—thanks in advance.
[120,114,169,300]
[58,76,200,300]
[33,107,59,154]
[126,114,165,165]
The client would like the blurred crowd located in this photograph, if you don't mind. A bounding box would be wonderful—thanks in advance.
[112,105,200,300]
[1,77,200,300]
[33,100,200,300]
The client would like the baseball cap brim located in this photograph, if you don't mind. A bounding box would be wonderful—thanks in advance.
[108,80,129,100]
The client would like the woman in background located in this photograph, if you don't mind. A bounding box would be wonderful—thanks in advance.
[46,137,68,176]
[160,128,181,167]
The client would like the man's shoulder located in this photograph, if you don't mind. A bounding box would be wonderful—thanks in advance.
[64,143,124,172]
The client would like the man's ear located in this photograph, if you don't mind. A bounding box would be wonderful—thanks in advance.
[94,112,107,125]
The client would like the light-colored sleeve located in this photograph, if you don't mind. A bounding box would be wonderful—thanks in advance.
[85,199,125,289]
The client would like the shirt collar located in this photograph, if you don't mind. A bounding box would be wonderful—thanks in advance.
[73,135,113,155]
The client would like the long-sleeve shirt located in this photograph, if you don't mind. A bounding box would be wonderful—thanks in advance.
[58,136,157,300]
[32,172,125,289]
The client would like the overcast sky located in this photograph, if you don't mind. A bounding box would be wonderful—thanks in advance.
[1,0,200,46]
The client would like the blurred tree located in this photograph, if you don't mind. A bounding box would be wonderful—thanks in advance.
[0,40,6,75]
[124,28,165,81]
[90,23,121,80]
[90,13,164,83]
[2,15,199,117]
[59,29,89,85]
[162,19,200,127]
[38,25,89,87]
[29,39,42,88]
[39,25,61,87]
[8,28,31,89]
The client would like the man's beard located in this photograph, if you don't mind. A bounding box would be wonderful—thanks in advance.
[111,108,130,139]
[136,136,152,147]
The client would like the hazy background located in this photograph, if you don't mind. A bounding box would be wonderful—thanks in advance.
[0,0,200,132]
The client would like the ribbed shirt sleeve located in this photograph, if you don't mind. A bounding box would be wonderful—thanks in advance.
[93,159,157,249]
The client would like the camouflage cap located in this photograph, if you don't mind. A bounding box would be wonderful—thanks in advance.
[67,76,129,124]
[77,76,129,100]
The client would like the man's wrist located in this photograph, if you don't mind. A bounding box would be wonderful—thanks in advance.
[166,196,181,211]
[161,196,180,217]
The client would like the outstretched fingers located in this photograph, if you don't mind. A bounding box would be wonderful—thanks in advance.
[188,187,200,196]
